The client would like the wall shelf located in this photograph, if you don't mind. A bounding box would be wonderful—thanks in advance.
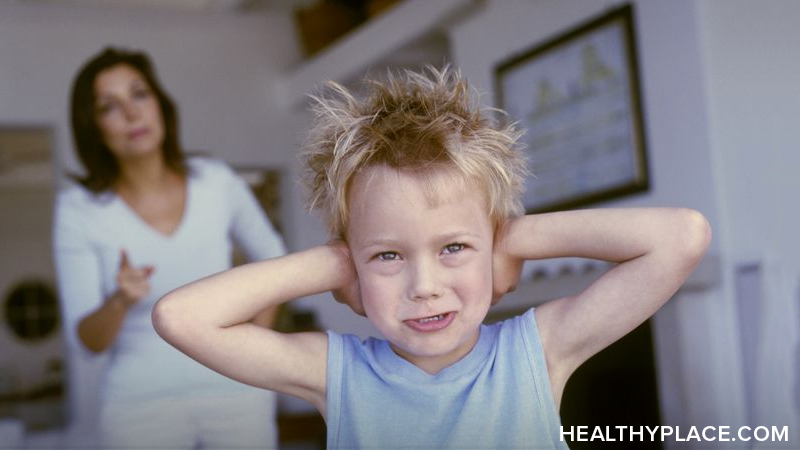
[275,0,480,108]
[491,254,721,315]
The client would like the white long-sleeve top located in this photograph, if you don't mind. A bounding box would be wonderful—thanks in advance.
[53,157,286,401]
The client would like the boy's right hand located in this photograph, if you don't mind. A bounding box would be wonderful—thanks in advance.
[113,249,155,309]
[492,220,523,304]
[328,239,365,316]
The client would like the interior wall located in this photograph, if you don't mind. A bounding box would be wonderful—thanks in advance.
[0,2,300,168]
[698,0,800,446]
[447,1,748,447]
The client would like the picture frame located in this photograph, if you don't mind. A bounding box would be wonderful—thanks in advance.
[494,4,649,213]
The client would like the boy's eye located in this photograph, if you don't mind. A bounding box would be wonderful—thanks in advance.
[376,251,400,261]
[442,243,465,255]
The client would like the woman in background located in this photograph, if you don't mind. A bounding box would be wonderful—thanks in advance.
[53,47,285,449]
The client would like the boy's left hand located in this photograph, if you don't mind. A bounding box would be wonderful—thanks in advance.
[328,239,366,316]
[492,220,523,304]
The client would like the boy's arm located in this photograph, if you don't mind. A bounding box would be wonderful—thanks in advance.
[497,208,711,406]
[152,244,354,414]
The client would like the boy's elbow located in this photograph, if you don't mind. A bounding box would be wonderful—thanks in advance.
[677,208,712,262]
[152,293,183,342]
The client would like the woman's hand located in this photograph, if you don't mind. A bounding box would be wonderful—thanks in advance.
[492,220,523,305]
[112,249,155,309]
[327,239,365,316]
[77,249,155,351]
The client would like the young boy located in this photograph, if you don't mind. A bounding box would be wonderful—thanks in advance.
[153,67,710,449]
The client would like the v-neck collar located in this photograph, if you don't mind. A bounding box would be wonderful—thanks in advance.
[112,176,192,241]
[372,324,494,384]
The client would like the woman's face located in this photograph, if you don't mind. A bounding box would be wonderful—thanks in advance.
[93,64,165,162]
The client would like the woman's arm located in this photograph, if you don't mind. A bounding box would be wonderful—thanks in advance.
[75,296,128,352]
[495,207,711,406]
[54,192,146,353]
[153,243,354,413]
[76,251,154,352]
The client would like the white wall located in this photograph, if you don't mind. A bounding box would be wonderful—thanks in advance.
[446,1,800,447]
[0,2,300,169]
[448,1,749,447]
[698,0,800,446]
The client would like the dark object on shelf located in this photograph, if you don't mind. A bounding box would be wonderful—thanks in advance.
[3,279,59,342]
[295,0,367,56]
[365,0,401,18]
[0,381,64,403]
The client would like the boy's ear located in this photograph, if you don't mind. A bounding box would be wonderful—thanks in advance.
[492,219,509,243]
[337,230,350,246]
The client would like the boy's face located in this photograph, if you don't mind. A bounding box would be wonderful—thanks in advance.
[347,165,494,374]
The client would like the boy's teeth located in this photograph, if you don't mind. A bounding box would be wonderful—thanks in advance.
[419,314,443,323]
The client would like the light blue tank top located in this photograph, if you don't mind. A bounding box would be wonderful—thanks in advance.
[326,308,570,449]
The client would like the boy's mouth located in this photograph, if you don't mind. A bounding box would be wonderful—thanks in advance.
[404,312,455,332]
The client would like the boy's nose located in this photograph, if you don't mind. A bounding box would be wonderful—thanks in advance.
[408,259,444,301]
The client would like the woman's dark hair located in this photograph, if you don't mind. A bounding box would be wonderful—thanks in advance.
[69,47,187,192]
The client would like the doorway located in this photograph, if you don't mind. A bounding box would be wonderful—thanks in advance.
[560,319,663,449]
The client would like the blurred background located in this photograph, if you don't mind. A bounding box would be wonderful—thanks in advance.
[0,0,798,448]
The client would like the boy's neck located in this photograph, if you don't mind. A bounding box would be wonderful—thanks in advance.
[389,328,481,375]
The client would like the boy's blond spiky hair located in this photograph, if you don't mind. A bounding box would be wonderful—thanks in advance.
[303,66,528,238]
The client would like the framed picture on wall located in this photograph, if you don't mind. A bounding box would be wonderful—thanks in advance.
[494,4,649,213]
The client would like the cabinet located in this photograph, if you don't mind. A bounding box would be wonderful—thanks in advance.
[275,0,480,108]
